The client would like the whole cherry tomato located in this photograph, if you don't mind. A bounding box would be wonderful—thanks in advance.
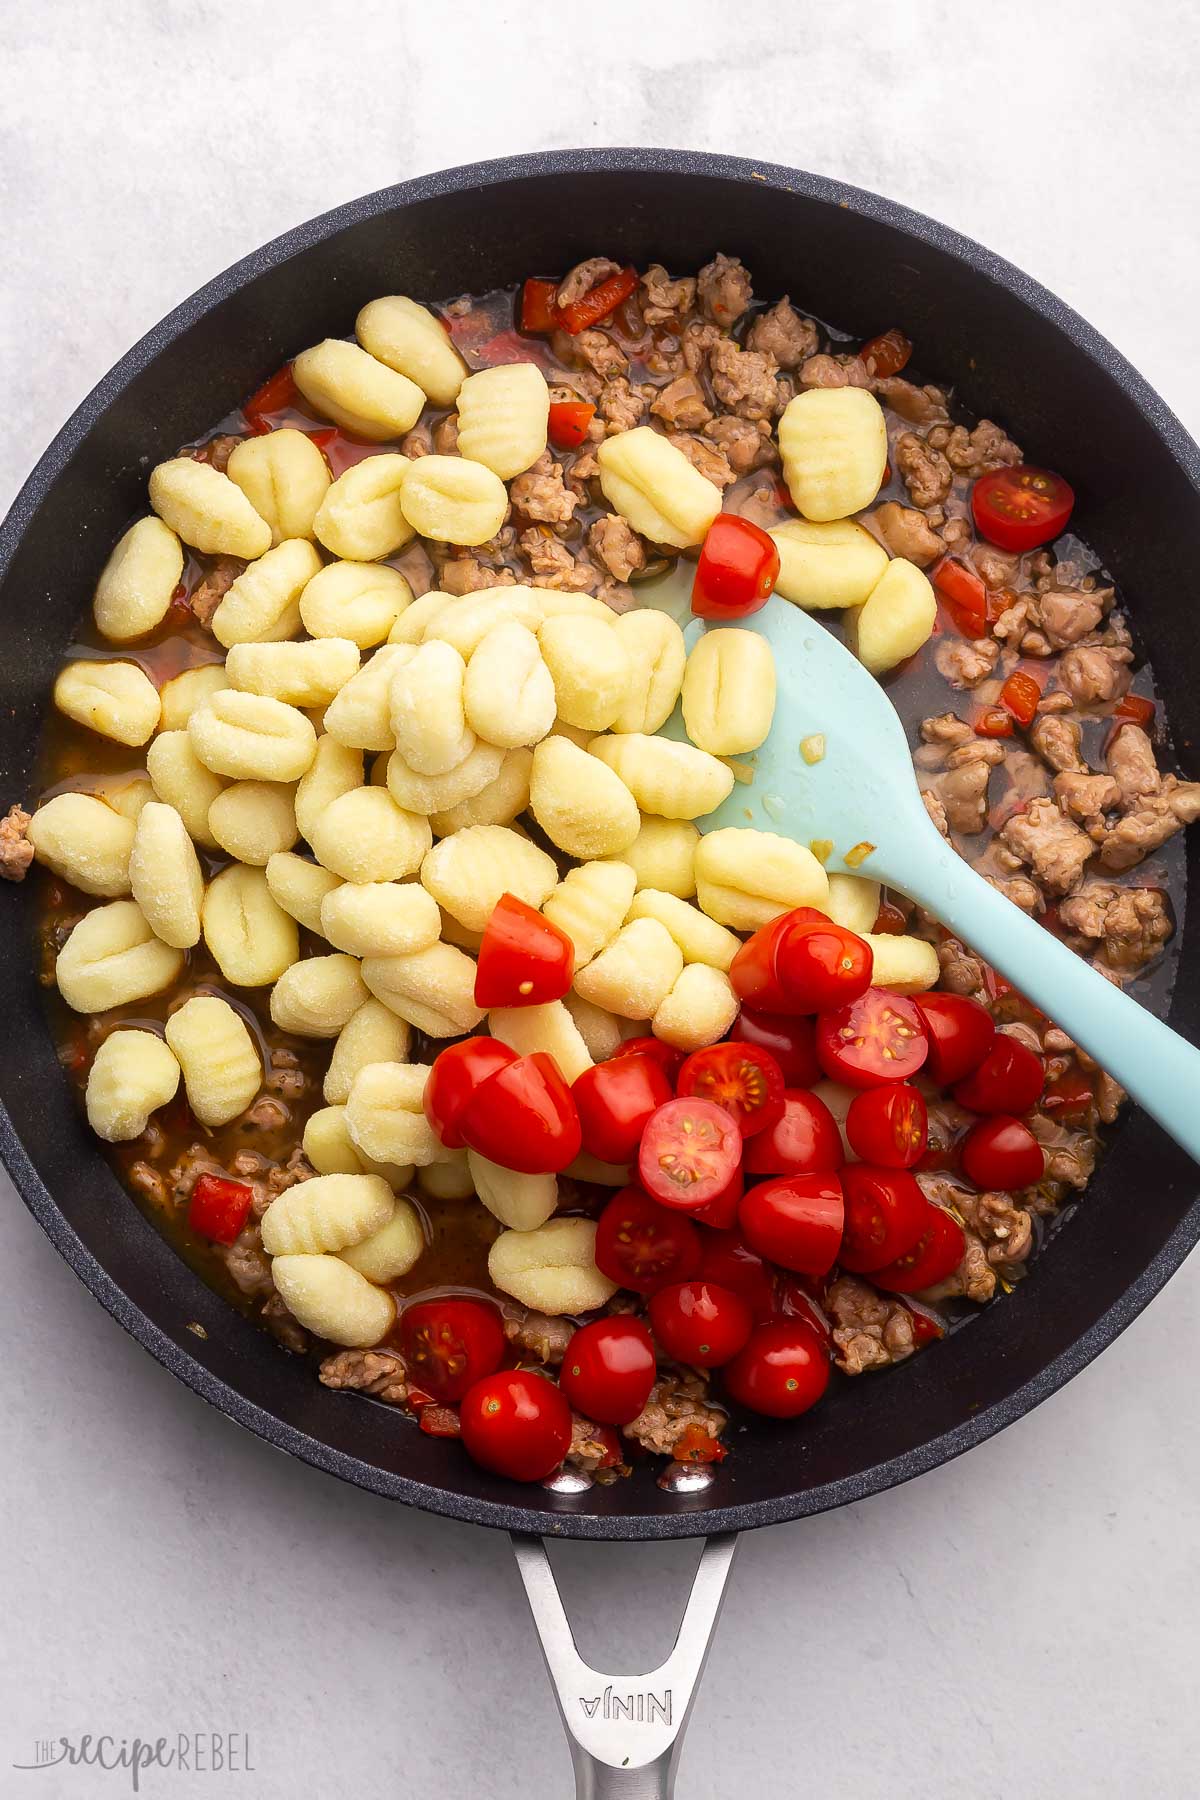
[961,1114,1045,1190]
[398,1297,506,1403]
[610,1036,686,1083]
[774,920,874,1013]
[676,1041,786,1137]
[739,1172,844,1276]
[459,1370,573,1482]
[459,1052,582,1173]
[871,1203,966,1294]
[423,1036,518,1149]
[697,1228,776,1321]
[837,1163,929,1273]
[732,1009,822,1087]
[188,1174,254,1245]
[912,992,995,1087]
[594,1187,702,1294]
[845,1082,928,1168]
[972,465,1075,554]
[638,1098,743,1211]
[474,893,574,1008]
[953,1035,1044,1115]
[692,1165,744,1229]
[815,988,929,1089]
[649,1281,753,1368]
[728,908,837,1013]
[559,1317,657,1424]
[572,1053,673,1164]
[860,327,912,377]
[692,515,780,620]
[743,1089,844,1176]
[774,1277,833,1346]
[723,1320,830,1418]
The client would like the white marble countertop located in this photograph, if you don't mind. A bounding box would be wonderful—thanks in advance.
[2,3,1199,1795]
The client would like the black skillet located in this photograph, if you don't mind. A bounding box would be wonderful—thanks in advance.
[2,150,1198,1794]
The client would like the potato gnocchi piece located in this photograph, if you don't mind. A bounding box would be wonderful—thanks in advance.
[225,638,360,707]
[399,455,508,547]
[27,793,135,897]
[158,663,229,731]
[270,953,367,1037]
[208,781,298,865]
[620,814,699,898]
[423,586,544,657]
[421,825,558,933]
[488,1218,616,1314]
[542,860,637,968]
[148,457,271,559]
[562,992,626,1063]
[340,1198,426,1282]
[323,998,412,1105]
[429,747,533,835]
[55,900,184,1013]
[270,1253,396,1348]
[694,826,830,930]
[417,1154,473,1201]
[203,863,299,986]
[573,917,684,1020]
[226,428,332,544]
[537,591,616,625]
[769,517,889,611]
[262,1170,395,1258]
[209,538,321,647]
[681,628,777,756]
[390,640,474,776]
[320,880,441,957]
[488,1000,593,1085]
[291,741,362,845]
[778,386,888,521]
[652,963,740,1052]
[164,994,261,1127]
[189,689,317,783]
[292,338,425,439]
[565,1152,633,1187]
[859,932,940,994]
[530,736,640,859]
[324,644,412,751]
[264,852,341,936]
[849,557,937,675]
[361,941,484,1038]
[344,1061,442,1167]
[127,802,204,949]
[103,777,156,824]
[455,362,549,479]
[300,560,413,648]
[356,295,468,408]
[302,1105,413,1187]
[587,733,733,821]
[627,889,741,970]
[538,614,632,732]
[611,610,688,734]
[467,1150,557,1232]
[464,622,557,748]
[146,731,225,848]
[93,516,184,642]
[313,454,415,562]
[308,787,431,884]
[54,659,160,748]
[85,1029,180,1143]
[387,587,453,645]
[824,872,881,935]
[597,426,722,548]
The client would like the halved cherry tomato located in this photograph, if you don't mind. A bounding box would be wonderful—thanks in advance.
[871,1203,966,1294]
[398,1297,506,1403]
[931,556,987,638]
[774,1277,833,1345]
[423,1036,518,1149]
[846,1083,928,1168]
[243,362,298,431]
[638,1098,743,1211]
[559,1317,657,1424]
[649,1281,752,1368]
[953,1035,1044,1115]
[1113,692,1156,728]
[972,465,1075,554]
[838,1163,929,1273]
[974,707,1014,739]
[1041,1070,1095,1120]
[519,277,561,334]
[904,1301,945,1347]
[697,1228,775,1321]
[673,1422,728,1463]
[572,1054,673,1164]
[594,1187,701,1294]
[459,1370,573,1482]
[999,668,1043,728]
[610,1036,686,1083]
[676,1042,786,1138]
[961,1114,1044,1190]
[815,989,929,1089]
[691,515,780,620]
[912,992,995,1086]
[188,1173,254,1245]
[743,1090,844,1176]
[732,1009,821,1088]
[459,1052,582,1174]
[739,1172,844,1276]
[474,893,574,1009]
[691,1164,744,1229]
[723,1320,830,1418]
[547,399,596,449]
[557,265,639,335]
[728,907,839,1014]
[860,328,912,378]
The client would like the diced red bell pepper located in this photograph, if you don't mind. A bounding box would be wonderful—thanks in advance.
[188,1173,254,1245]
[548,400,596,449]
[999,669,1043,727]
[557,265,639,336]
[931,556,988,638]
[974,707,1014,739]
[519,278,561,334]
[1113,692,1156,728]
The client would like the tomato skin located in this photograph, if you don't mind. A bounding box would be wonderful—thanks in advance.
[739,1172,845,1276]
[961,1114,1045,1190]
[691,1165,744,1229]
[676,1041,786,1138]
[931,556,988,637]
[610,1036,686,1083]
[188,1174,254,1245]
[649,1281,753,1368]
[953,1035,1044,1115]
[773,921,873,1013]
[860,328,912,378]
[728,908,839,1013]
[243,363,298,431]
[459,1370,573,1482]
[547,400,596,449]
[845,1083,928,1168]
[696,1229,775,1321]
[594,1187,702,1294]
[872,1204,966,1294]
[912,993,995,1087]
[1042,1070,1095,1121]
[692,515,781,620]
[837,1163,929,1273]
[723,1320,830,1418]
[572,1054,673,1164]
[638,1098,743,1211]
[558,265,639,335]
[999,668,1043,728]
[474,893,575,1008]
[972,465,1075,554]
[519,277,561,333]
[815,989,929,1089]
[459,1052,582,1174]
[732,1009,821,1087]
[398,1297,506,1403]
[743,1089,844,1176]
[423,1036,519,1149]
[559,1317,657,1425]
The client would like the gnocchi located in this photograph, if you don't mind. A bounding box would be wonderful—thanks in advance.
[320,880,441,957]
[529,735,640,859]
[158,663,229,732]
[420,825,558,932]
[324,645,411,751]
[361,941,484,1038]
[573,917,684,1019]
[203,863,300,986]
[562,991,626,1063]
[313,455,415,562]
[694,826,830,929]
[426,586,543,657]
[858,931,940,994]
[611,609,687,734]
[270,1253,395,1348]
[339,1198,426,1282]
[356,295,468,408]
[344,1061,442,1166]
[467,1150,557,1232]
[54,659,160,748]
[488,1000,593,1085]
[597,426,722,548]
[455,363,549,479]
[627,889,741,970]
[55,900,183,1013]
[270,953,368,1037]
[620,814,699,898]
[538,614,632,732]
[299,560,413,648]
[261,1171,395,1256]
[27,792,135,897]
[226,429,332,544]
[302,1105,413,1187]
[93,516,183,642]
[681,627,777,756]
[210,538,322,647]
[128,802,204,948]
[148,457,271,559]
[164,995,261,1127]
[652,963,740,1052]
[207,781,298,865]
[417,1154,473,1202]
[587,733,734,820]
[292,338,424,439]
[463,622,556,748]
[264,852,342,937]
[487,1218,616,1314]
[146,730,225,848]
[429,746,533,835]
[323,998,411,1105]
[390,640,474,775]
[385,740,505,817]
[849,557,937,675]
[825,872,881,935]
[398,455,508,547]
[542,859,637,967]
[308,787,431,884]
[777,386,888,522]
[85,1029,180,1142]
[188,689,317,782]
[225,637,360,707]
[769,517,889,611]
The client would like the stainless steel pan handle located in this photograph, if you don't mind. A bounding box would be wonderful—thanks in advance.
[511,1532,740,1798]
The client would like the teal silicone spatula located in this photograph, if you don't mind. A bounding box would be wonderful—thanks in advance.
[690,594,1200,1160]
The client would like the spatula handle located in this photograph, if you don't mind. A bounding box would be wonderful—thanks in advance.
[886,831,1200,1163]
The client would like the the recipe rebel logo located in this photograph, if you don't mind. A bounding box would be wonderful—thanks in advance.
[12,1733,256,1790]
[577,1686,673,1726]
